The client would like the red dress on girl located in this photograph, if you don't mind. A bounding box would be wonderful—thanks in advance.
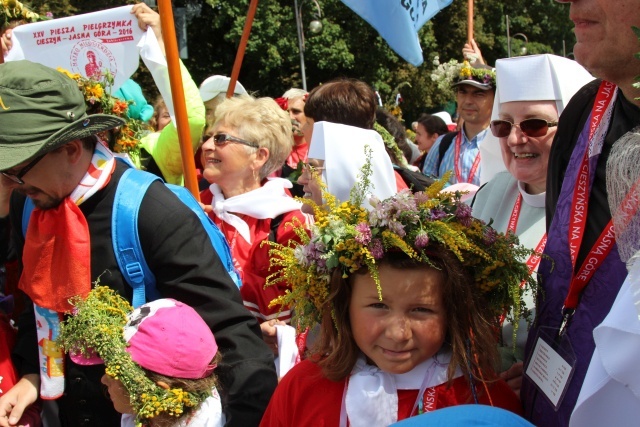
[260,355,522,427]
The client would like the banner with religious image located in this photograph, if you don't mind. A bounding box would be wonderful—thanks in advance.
[5,6,145,91]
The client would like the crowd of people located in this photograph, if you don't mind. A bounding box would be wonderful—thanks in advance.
[0,0,639,426]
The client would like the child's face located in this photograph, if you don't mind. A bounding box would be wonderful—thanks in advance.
[156,106,171,132]
[101,374,134,414]
[349,264,447,374]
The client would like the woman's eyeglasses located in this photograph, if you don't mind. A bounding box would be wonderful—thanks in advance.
[490,118,558,138]
[1,154,46,185]
[209,133,259,149]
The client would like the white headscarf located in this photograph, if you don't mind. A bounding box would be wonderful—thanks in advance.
[479,54,595,184]
[307,121,397,209]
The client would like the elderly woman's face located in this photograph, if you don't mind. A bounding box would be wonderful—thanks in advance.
[498,100,558,195]
[201,121,257,190]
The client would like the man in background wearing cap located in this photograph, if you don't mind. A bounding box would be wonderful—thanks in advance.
[199,75,248,125]
[421,64,496,187]
[0,61,276,427]
[520,1,640,426]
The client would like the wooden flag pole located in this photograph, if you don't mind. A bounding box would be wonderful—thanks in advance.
[467,0,474,44]
[157,0,200,199]
[226,0,259,98]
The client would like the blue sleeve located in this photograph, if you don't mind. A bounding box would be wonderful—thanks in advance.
[421,135,445,177]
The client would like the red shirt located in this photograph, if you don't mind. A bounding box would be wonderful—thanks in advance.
[200,190,309,322]
[260,359,523,426]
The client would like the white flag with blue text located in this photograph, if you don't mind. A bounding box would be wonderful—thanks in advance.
[341,0,454,66]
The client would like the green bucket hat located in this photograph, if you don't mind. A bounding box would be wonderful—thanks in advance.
[0,60,125,171]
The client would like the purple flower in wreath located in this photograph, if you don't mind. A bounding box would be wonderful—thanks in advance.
[483,74,492,84]
[414,230,430,249]
[369,239,384,259]
[388,220,406,237]
[483,227,498,246]
[355,222,372,245]
[430,208,447,221]
[455,203,472,226]
[414,192,430,205]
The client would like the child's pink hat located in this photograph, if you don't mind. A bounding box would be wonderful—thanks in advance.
[123,299,218,379]
[72,298,218,379]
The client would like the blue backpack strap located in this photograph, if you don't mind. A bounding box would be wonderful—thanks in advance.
[22,197,35,237]
[166,184,242,289]
[112,168,162,308]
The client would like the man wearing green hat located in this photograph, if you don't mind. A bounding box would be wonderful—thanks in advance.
[0,60,277,427]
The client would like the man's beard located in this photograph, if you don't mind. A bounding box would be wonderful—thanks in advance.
[292,119,304,137]
[17,188,63,211]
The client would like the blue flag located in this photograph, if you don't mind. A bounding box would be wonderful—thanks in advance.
[341,0,454,66]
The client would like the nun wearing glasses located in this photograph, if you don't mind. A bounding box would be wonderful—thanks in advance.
[470,54,594,396]
[199,95,310,326]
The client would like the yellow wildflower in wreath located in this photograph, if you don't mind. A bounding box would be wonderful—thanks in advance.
[57,67,152,163]
[431,56,496,100]
[0,0,49,28]
[57,285,214,427]
[266,149,537,342]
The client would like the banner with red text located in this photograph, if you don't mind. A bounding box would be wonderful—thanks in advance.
[6,6,144,91]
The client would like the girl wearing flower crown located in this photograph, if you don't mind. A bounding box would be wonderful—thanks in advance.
[57,287,224,427]
[260,160,535,426]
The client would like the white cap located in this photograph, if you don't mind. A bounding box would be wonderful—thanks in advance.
[307,121,397,208]
[433,111,454,126]
[199,75,248,102]
[479,54,595,184]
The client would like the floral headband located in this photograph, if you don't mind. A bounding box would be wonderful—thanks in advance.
[454,60,496,88]
[57,68,152,163]
[431,57,496,100]
[267,149,536,335]
[57,286,210,427]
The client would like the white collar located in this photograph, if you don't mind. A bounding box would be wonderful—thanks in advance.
[341,352,459,427]
[517,180,546,208]
[209,177,302,244]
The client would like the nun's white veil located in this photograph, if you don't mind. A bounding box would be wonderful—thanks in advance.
[307,121,397,208]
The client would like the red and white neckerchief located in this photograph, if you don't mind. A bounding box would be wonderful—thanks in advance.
[339,353,457,427]
[28,143,116,399]
[453,131,481,184]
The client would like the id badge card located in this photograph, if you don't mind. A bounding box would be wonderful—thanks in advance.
[524,326,576,410]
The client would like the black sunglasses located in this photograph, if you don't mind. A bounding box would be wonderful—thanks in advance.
[490,118,558,138]
[211,133,259,149]
[1,154,46,185]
